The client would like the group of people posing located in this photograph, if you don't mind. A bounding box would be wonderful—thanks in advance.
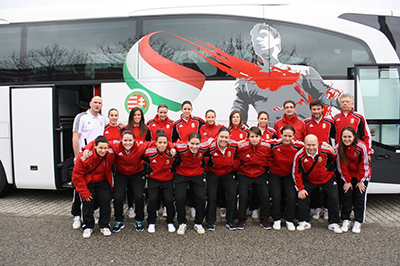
[71,93,372,238]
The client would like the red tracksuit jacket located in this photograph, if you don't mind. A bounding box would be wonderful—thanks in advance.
[72,146,115,200]
[205,139,238,176]
[172,115,205,142]
[229,125,248,171]
[258,125,277,141]
[174,139,212,177]
[267,139,304,176]
[103,123,124,141]
[200,123,223,139]
[336,140,371,183]
[143,145,175,182]
[304,116,336,145]
[292,144,336,191]
[147,115,174,141]
[274,114,306,141]
[235,139,270,178]
[333,109,372,154]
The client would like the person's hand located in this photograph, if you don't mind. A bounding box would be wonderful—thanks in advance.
[83,149,90,158]
[356,181,366,194]
[298,189,308,199]
[170,148,176,157]
[343,182,353,193]
[84,195,93,202]
[241,123,250,131]
[322,142,335,153]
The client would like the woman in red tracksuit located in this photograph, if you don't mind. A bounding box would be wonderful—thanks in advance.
[228,110,248,171]
[199,109,223,139]
[174,133,212,235]
[267,125,303,231]
[72,135,114,239]
[205,127,238,231]
[104,108,124,142]
[172,100,205,142]
[147,104,174,141]
[126,106,150,142]
[337,126,371,234]
[235,127,271,230]
[143,130,176,233]
[257,111,277,141]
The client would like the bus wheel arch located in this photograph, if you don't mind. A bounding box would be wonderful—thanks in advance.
[0,160,12,197]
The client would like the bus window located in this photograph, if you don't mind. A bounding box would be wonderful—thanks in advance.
[0,25,23,83]
[25,19,137,82]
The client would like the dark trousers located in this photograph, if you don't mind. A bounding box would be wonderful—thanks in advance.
[114,171,145,222]
[81,179,111,229]
[206,172,237,225]
[71,189,81,217]
[310,187,328,209]
[341,178,368,223]
[298,176,340,224]
[126,179,134,208]
[249,184,261,211]
[238,173,270,221]
[269,173,296,222]
[175,174,206,225]
[147,178,175,224]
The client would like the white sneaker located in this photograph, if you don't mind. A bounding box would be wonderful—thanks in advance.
[286,221,296,231]
[100,228,112,236]
[323,208,329,221]
[273,220,281,230]
[194,224,205,235]
[147,224,155,233]
[83,228,93,238]
[168,223,176,233]
[177,224,187,235]
[220,208,227,218]
[251,209,259,219]
[72,216,81,229]
[162,207,168,218]
[328,223,343,234]
[190,207,196,218]
[128,207,136,219]
[312,208,322,220]
[297,221,311,231]
[341,220,351,232]
[352,221,361,234]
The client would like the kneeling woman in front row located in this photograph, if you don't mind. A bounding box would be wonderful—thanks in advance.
[337,126,371,234]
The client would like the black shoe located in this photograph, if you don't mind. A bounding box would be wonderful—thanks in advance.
[207,224,216,231]
[237,220,245,230]
[134,221,144,232]
[260,220,272,230]
[112,221,125,233]
[226,222,237,231]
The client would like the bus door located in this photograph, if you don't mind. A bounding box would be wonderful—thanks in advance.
[355,64,400,193]
[10,86,57,189]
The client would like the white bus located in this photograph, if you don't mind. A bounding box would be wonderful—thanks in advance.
[0,2,399,195]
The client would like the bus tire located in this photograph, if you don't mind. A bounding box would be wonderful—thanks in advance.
[0,161,11,197]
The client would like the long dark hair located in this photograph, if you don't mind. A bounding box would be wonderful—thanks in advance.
[338,126,358,165]
[229,110,242,128]
[127,107,147,137]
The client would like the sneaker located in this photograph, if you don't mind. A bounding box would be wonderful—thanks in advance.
[72,216,81,229]
[112,221,125,233]
[312,208,322,220]
[190,207,196,218]
[134,221,144,232]
[273,220,281,230]
[352,221,361,234]
[260,220,272,230]
[147,224,155,233]
[177,224,187,235]
[207,224,216,231]
[167,223,176,233]
[328,223,343,234]
[128,207,136,219]
[226,222,237,231]
[194,224,205,234]
[236,220,245,230]
[297,221,311,231]
[82,228,93,238]
[323,208,329,221]
[251,209,259,219]
[100,227,112,236]
[286,221,296,231]
[162,207,168,218]
[220,208,227,218]
[341,220,351,233]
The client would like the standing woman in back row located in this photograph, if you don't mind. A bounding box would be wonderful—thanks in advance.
[147,104,174,141]
[126,106,150,142]
[337,126,371,234]
[172,100,205,142]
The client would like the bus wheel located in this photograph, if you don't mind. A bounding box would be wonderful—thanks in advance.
[0,162,11,197]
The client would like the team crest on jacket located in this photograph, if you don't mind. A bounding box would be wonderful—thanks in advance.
[166,124,170,129]
[266,134,270,139]
[350,118,354,124]
[198,153,202,158]
[354,152,358,158]
[166,159,170,165]
[191,123,195,128]
[240,133,243,139]
[322,123,326,129]
[318,157,323,163]
[227,151,232,157]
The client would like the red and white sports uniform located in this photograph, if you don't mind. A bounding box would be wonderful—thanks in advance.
[229,125,248,171]
[172,115,205,142]
[267,139,304,176]
[258,124,277,141]
[147,115,174,141]
[235,139,270,178]
[274,113,306,141]
[143,145,175,182]
[304,116,336,145]
[103,123,124,141]
[333,109,372,154]
[206,139,238,176]
[174,139,212,177]
[200,123,223,139]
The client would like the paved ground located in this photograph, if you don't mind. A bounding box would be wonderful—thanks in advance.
[0,189,399,265]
